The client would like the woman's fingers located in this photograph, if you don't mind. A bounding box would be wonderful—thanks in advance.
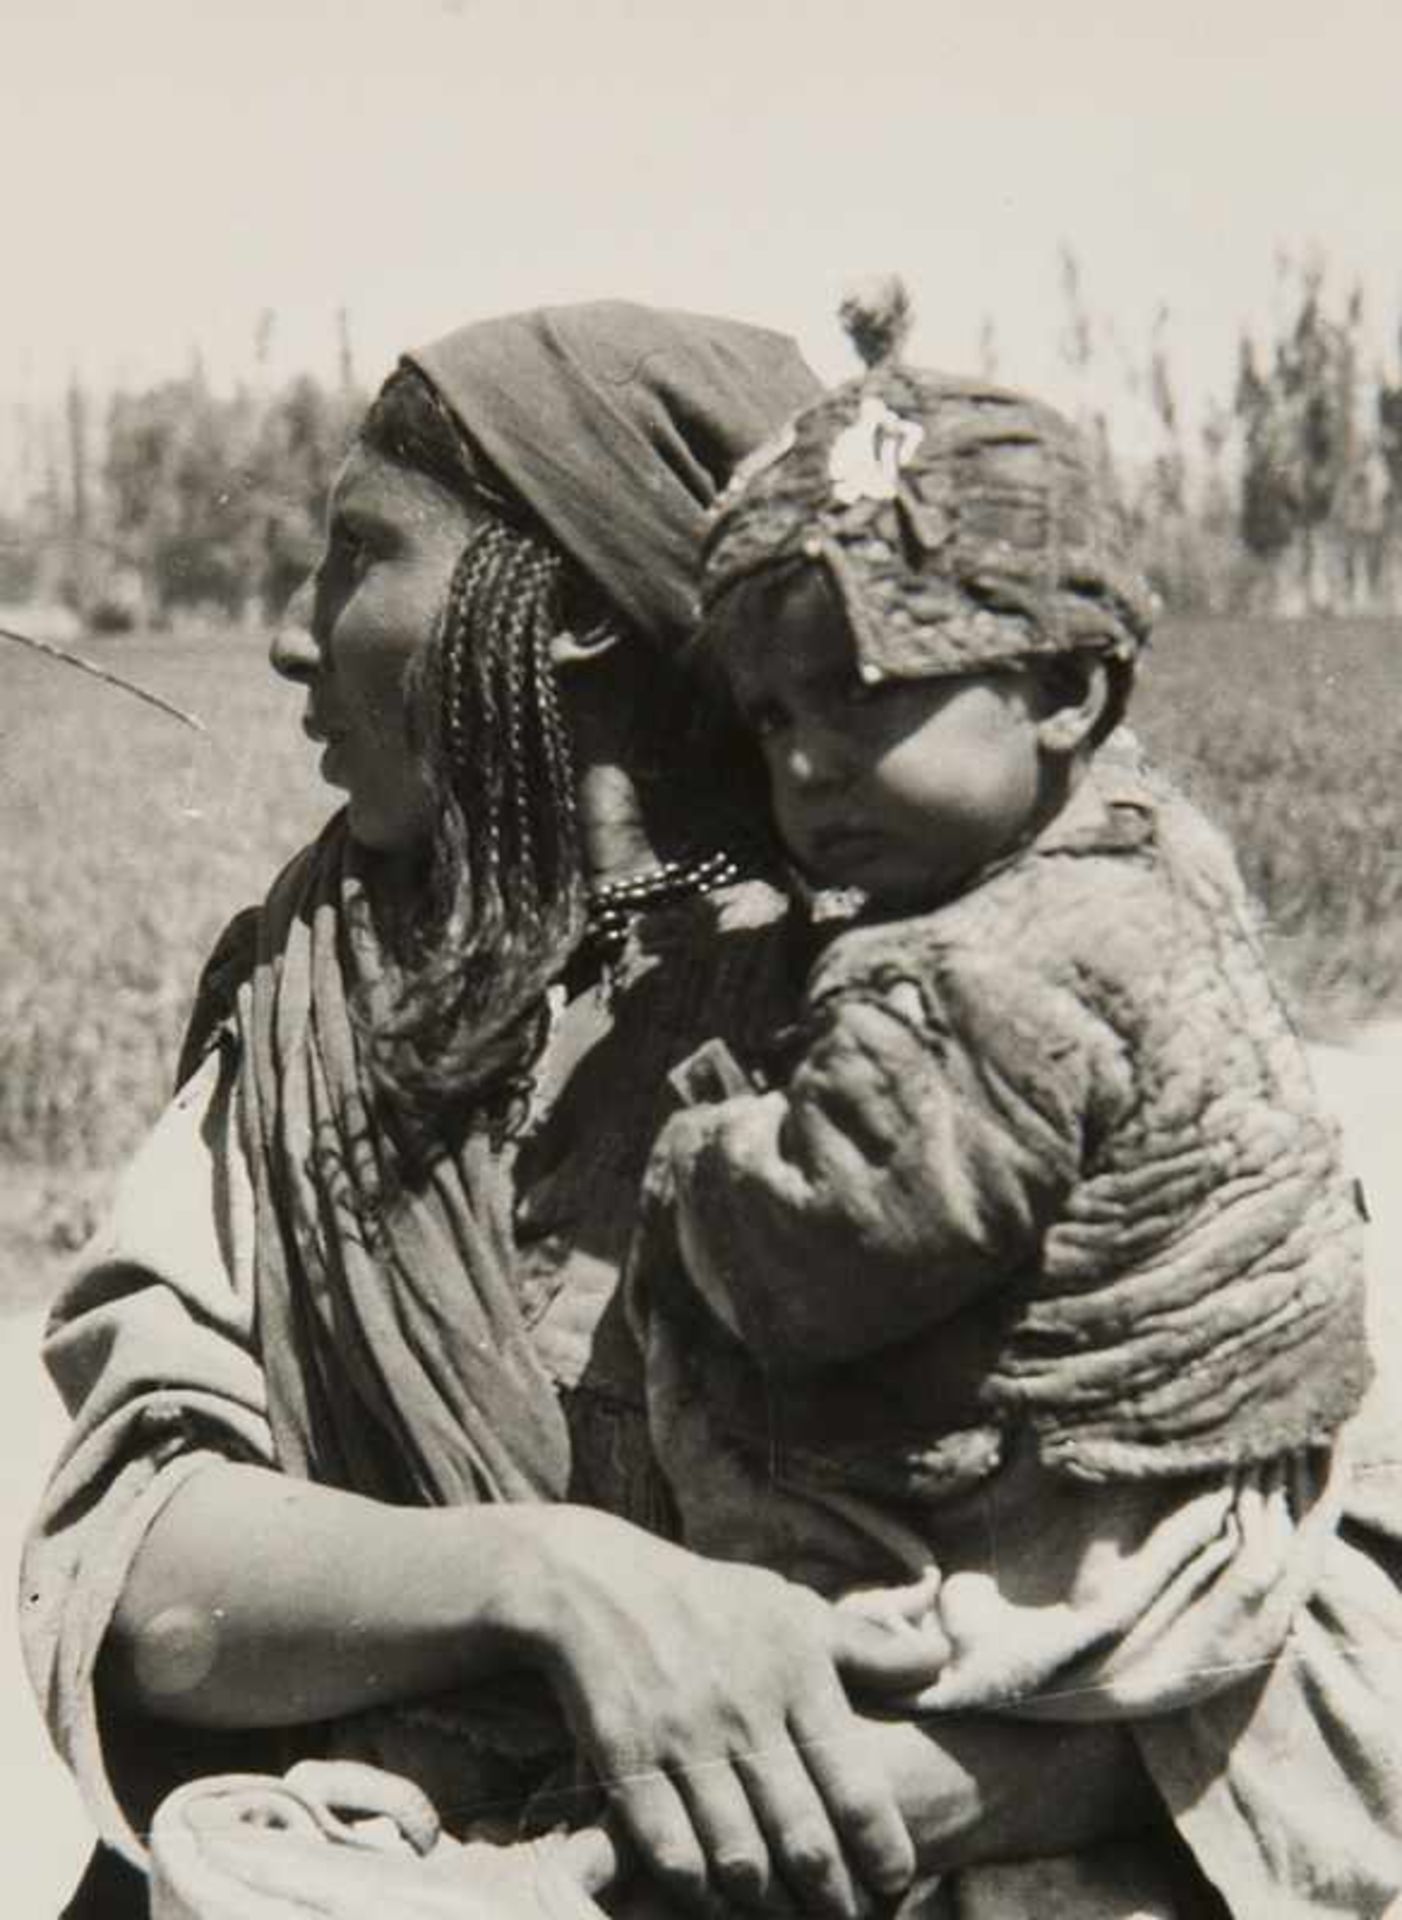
[676,1759,792,1914]
[602,1706,903,1919]
[735,1735,868,1919]
[790,1702,916,1903]
[551,1825,622,1899]
[605,1766,711,1914]
[536,1514,922,1913]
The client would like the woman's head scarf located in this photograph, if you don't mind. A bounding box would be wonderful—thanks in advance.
[406,301,820,654]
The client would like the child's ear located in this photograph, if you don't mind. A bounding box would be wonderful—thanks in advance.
[1035,657,1109,756]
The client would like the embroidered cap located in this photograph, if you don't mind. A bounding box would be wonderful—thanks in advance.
[699,285,1155,684]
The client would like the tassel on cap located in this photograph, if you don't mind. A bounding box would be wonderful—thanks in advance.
[838,274,913,370]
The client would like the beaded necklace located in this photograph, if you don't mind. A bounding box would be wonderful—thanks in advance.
[583,848,743,965]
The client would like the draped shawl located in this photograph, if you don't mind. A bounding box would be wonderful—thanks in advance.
[212,817,570,1507]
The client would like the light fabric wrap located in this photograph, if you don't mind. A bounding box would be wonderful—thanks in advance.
[149,1765,611,1920]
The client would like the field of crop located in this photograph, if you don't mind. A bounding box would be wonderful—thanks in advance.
[2,614,1399,1304]
[1133,616,1402,1030]
[1,628,328,1300]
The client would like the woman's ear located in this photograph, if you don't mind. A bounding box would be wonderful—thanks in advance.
[1035,656,1109,756]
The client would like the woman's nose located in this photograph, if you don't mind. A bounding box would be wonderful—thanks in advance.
[269,579,320,683]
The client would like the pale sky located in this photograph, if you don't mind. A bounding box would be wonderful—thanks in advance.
[4,0,1402,451]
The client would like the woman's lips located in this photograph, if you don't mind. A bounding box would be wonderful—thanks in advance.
[301,713,350,786]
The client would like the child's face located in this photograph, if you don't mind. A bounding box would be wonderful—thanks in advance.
[724,567,1051,906]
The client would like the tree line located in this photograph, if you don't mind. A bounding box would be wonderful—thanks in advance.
[5,257,1402,630]
[1,357,363,629]
[1051,249,1402,617]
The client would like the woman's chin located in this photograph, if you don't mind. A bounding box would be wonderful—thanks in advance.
[345,796,433,858]
[345,810,395,853]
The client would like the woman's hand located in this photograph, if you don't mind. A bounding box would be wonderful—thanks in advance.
[516,1508,946,1917]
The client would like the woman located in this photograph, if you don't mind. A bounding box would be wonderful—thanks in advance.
[24,302,1166,1920]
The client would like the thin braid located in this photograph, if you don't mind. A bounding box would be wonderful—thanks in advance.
[531,616,579,858]
[504,589,533,894]
[449,526,571,924]
[361,515,587,1137]
[444,521,520,921]
[440,557,472,789]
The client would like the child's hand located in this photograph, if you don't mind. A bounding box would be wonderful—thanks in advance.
[835,1566,949,1692]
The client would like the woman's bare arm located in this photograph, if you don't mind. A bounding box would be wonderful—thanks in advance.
[105,1462,541,1723]
[108,1462,950,1918]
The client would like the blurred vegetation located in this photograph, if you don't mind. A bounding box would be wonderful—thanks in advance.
[5,353,362,631]
[1041,249,1402,619]
[1,629,327,1177]
[1135,616,1402,1034]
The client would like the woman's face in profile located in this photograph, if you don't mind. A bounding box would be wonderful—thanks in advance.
[272,446,479,852]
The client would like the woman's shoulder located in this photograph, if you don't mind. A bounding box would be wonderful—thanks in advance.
[176,904,262,1087]
[175,828,338,1086]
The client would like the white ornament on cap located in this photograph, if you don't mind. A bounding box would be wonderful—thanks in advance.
[828,396,924,506]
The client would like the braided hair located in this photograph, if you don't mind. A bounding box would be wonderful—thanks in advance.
[353,367,591,1132]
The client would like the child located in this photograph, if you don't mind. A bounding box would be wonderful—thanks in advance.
[626,295,1389,1912]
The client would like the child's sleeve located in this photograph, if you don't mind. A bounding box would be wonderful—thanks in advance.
[658,949,1128,1371]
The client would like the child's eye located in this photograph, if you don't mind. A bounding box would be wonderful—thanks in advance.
[840,673,891,711]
